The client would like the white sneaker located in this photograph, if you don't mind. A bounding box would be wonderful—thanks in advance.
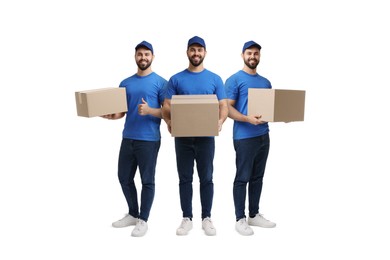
[202,217,216,236]
[112,214,137,228]
[131,219,148,237]
[248,213,276,228]
[176,218,193,236]
[235,218,254,236]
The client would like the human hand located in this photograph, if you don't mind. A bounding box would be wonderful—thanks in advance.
[246,115,267,125]
[218,119,223,132]
[138,98,150,115]
[166,120,172,133]
[100,114,114,119]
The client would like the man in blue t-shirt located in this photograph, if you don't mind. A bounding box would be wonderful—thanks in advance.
[225,40,276,236]
[101,40,167,237]
[162,36,228,236]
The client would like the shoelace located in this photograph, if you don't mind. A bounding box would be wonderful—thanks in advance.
[180,219,190,228]
[239,219,249,227]
[132,221,144,233]
[258,214,271,222]
[203,218,214,228]
[136,220,145,228]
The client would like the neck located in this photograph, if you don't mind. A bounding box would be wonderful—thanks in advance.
[188,63,204,73]
[242,66,257,75]
[137,68,152,76]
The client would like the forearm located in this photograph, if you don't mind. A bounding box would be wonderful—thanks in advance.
[161,99,171,122]
[148,108,163,119]
[219,99,229,123]
[227,105,248,123]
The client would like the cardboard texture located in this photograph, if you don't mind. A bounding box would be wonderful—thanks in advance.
[248,89,305,122]
[75,87,128,117]
[171,94,219,137]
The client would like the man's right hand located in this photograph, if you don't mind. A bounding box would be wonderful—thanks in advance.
[166,120,172,133]
[246,115,267,125]
[100,114,115,119]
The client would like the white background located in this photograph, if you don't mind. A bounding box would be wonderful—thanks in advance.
[1,0,389,259]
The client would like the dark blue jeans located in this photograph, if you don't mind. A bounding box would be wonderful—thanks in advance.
[175,137,215,219]
[233,134,270,220]
[117,138,160,222]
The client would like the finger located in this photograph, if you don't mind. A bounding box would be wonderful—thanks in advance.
[141,98,147,104]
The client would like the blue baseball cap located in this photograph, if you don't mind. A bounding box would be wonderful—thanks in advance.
[187,36,206,49]
[135,40,154,54]
[242,40,261,53]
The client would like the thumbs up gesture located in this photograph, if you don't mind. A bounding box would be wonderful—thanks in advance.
[138,98,150,115]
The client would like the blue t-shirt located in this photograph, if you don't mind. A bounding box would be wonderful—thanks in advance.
[165,69,226,101]
[225,70,272,140]
[119,72,167,141]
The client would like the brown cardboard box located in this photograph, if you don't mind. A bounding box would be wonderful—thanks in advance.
[171,94,219,137]
[248,89,305,122]
[75,87,128,117]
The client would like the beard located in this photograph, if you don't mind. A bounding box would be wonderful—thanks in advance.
[189,55,204,67]
[244,58,259,70]
[136,59,152,71]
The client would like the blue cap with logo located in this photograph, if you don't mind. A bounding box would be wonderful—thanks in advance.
[187,36,206,49]
[242,40,261,53]
[135,40,154,54]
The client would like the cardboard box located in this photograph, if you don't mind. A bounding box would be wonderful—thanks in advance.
[248,89,305,122]
[75,87,128,117]
[171,94,219,137]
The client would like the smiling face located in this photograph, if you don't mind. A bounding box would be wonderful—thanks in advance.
[242,47,260,70]
[135,47,153,71]
[187,44,206,67]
